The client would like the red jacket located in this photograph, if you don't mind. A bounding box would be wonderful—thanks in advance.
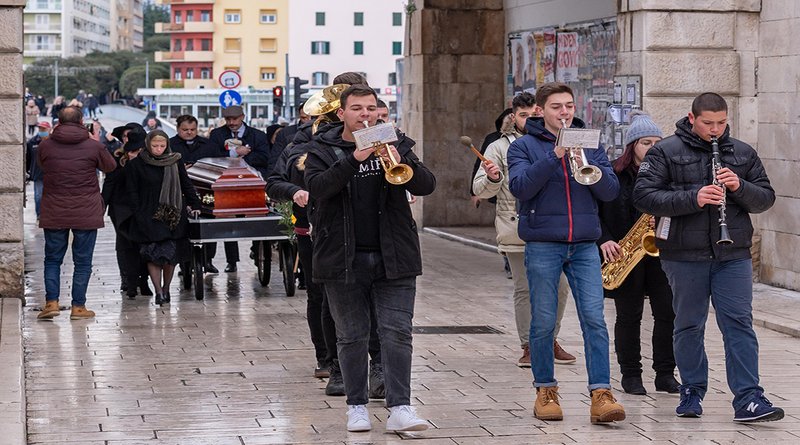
[37,122,116,230]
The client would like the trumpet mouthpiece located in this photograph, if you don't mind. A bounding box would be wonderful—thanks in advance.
[459,136,473,147]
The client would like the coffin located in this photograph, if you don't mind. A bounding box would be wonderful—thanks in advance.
[187,157,269,217]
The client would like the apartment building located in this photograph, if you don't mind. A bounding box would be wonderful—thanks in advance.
[111,0,144,52]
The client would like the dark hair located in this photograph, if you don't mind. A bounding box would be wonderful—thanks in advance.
[176,115,198,127]
[58,106,83,124]
[297,101,306,113]
[340,84,377,108]
[376,99,388,109]
[333,71,369,87]
[534,82,573,107]
[613,141,638,175]
[512,92,536,112]
[691,92,728,116]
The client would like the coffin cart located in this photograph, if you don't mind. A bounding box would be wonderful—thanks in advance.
[185,157,297,300]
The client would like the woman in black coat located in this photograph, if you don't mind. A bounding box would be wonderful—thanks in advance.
[597,112,679,395]
[126,130,201,305]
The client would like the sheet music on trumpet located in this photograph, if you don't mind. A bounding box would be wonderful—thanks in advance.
[556,128,602,149]
[353,122,398,151]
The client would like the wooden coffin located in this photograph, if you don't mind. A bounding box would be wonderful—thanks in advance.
[187,157,269,217]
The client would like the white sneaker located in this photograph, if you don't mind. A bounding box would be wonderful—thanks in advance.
[386,405,429,432]
[346,404,371,432]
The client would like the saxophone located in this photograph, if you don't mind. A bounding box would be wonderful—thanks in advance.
[601,213,660,290]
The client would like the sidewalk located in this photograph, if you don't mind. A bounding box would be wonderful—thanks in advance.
[424,226,800,339]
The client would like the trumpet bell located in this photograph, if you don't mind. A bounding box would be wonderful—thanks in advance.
[574,165,602,185]
[386,164,414,185]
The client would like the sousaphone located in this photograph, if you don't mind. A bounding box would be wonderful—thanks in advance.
[303,83,349,134]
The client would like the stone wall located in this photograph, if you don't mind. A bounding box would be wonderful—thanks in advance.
[755,0,800,290]
[0,1,25,299]
[402,0,505,227]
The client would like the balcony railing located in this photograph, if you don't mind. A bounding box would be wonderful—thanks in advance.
[23,22,62,32]
[154,50,214,63]
[24,1,62,12]
[156,0,214,5]
[155,21,213,34]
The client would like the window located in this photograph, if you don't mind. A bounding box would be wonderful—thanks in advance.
[224,38,241,52]
[392,12,402,26]
[315,12,325,26]
[260,67,276,81]
[312,72,329,86]
[186,68,194,79]
[259,38,277,52]
[200,10,210,22]
[354,41,364,55]
[186,10,193,22]
[35,14,49,26]
[354,12,363,26]
[185,39,193,51]
[173,39,181,51]
[260,9,277,24]
[224,10,241,24]
[174,11,181,24]
[224,66,239,72]
[201,38,211,51]
[32,34,55,50]
[310,41,330,55]
[388,72,397,86]
[174,69,182,80]
[200,68,211,79]
[392,41,402,55]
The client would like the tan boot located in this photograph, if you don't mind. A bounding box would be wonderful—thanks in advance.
[590,388,626,423]
[534,386,563,420]
[554,340,576,364]
[37,300,60,320]
[70,306,96,320]
[517,344,531,368]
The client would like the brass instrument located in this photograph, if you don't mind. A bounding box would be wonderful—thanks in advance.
[558,119,602,185]
[601,213,659,290]
[362,120,414,185]
[711,137,733,245]
[303,83,349,134]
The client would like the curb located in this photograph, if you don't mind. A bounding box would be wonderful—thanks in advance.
[0,299,26,444]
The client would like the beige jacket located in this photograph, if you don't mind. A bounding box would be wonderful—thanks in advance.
[472,115,524,253]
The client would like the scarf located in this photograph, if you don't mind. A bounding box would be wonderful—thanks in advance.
[140,133,183,230]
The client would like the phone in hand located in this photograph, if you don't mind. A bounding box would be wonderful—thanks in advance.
[85,123,94,133]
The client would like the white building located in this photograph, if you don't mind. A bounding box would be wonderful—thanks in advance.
[288,0,406,116]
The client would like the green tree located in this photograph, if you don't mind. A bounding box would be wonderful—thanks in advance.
[119,64,169,97]
[143,34,171,54]
[143,1,170,42]
[24,57,116,100]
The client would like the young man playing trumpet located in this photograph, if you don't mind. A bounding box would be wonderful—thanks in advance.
[304,84,436,432]
[507,82,625,423]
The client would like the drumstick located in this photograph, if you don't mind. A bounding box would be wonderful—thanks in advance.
[459,136,489,163]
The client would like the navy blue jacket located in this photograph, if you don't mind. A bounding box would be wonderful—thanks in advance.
[507,117,619,243]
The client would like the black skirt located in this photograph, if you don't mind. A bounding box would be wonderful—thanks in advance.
[140,240,179,266]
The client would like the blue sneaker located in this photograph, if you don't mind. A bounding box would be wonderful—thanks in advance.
[676,387,703,417]
[734,393,785,423]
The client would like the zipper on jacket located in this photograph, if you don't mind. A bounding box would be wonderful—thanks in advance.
[561,158,574,242]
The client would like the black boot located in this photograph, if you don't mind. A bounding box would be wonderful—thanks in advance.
[655,373,680,393]
[139,279,153,296]
[163,291,171,304]
[155,293,164,305]
[325,360,345,396]
[621,375,647,395]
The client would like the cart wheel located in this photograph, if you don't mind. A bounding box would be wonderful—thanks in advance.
[182,261,192,290]
[191,245,204,300]
[279,241,296,297]
[256,240,271,286]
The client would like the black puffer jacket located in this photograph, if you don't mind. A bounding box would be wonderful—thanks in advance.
[304,122,436,283]
[598,164,641,246]
[633,117,775,261]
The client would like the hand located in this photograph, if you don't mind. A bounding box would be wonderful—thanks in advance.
[470,195,481,208]
[353,145,373,162]
[716,167,740,192]
[378,144,401,165]
[649,215,656,229]
[184,163,194,169]
[407,194,417,204]
[235,145,252,157]
[293,190,309,207]
[189,209,201,218]
[697,184,725,208]
[600,240,623,263]
[481,160,501,181]
[89,123,101,142]
[554,146,567,159]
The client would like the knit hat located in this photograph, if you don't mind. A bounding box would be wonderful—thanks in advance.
[625,110,662,146]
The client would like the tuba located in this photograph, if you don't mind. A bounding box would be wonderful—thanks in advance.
[558,119,602,185]
[362,121,414,185]
[303,84,350,134]
[601,213,659,290]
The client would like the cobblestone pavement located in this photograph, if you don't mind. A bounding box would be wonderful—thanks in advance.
[20,194,800,443]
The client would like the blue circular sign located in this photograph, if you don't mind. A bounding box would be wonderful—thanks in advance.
[219,90,242,108]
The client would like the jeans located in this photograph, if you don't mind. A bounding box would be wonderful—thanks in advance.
[33,180,43,217]
[297,235,327,363]
[525,241,611,391]
[324,251,416,407]
[661,258,762,410]
[44,229,98,307]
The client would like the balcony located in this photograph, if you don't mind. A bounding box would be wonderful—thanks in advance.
[155,50,214,63]
[23,22,62,33]
[156,0,214,5]
[155,21,213,34]
[23,46,62,57]
[24,1,62,12]
[155,79,184,89]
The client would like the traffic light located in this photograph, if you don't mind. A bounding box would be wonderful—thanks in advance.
[293,77,309,108]
[272,86,284,111]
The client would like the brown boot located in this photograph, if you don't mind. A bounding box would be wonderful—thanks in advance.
[70,306,96,320]
[37,300,60,320]
[554,340,576,365]
[534,386,563,421]
[590,388,626,423]
[517,344,531,368]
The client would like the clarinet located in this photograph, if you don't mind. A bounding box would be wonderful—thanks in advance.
[711,137,733,245]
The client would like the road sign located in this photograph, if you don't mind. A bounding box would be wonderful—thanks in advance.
[219,90,242,108]
[218,70,242,89]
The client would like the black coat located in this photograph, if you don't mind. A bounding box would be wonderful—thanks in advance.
[633,117,775,262]
[125,157,202,243]
[267,141,312,229]
[169,135,225,164]
[304,122,436,283]
[208,124,271,178]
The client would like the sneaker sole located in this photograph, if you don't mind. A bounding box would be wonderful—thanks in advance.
[591,409,626,423]
[386,422,429,432]
[734,408,784,423]
[554,358,577,365]
[36,312,60,320]
[314,371,331,378]
[676,411,702,418]
[517,362,531,368]
[70,315,95,320]
[347,424,372,432]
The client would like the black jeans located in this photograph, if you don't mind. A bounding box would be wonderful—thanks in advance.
[324,251,415,407]
[607,256,676,377]
[205,241,239,263]
[116,232,146,294]
[297,235,327,363]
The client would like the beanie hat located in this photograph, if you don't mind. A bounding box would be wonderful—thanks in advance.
[625,110,662,146]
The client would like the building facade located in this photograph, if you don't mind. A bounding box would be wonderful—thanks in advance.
[110,0,143,52]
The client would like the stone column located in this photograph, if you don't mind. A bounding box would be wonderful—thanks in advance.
[402,0,505,227]
[0,1,26,299]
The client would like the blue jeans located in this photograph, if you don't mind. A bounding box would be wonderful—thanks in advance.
[525,241,611,391]
[324,251,416,407]
[44,229,98,307]
[661,258,762,411]
[34,180,43,217]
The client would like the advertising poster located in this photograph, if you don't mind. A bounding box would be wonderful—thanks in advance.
[556,32,579,83]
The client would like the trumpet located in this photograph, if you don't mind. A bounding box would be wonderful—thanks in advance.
[362,121,414,185]
[558,119,602,185]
